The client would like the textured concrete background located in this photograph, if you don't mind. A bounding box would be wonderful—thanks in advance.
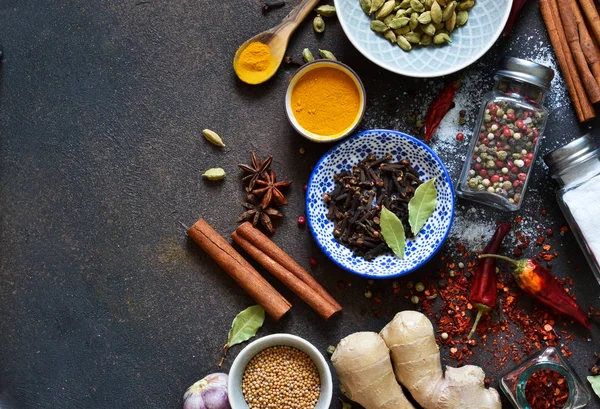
[0,0,599,408]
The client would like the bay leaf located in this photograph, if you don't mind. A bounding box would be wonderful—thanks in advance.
[380,206,406,259]
[589,375,600,398]
[225,305,265,351]
[408,178,437,235]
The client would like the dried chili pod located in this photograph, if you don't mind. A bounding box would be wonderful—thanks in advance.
[423,79,460,142]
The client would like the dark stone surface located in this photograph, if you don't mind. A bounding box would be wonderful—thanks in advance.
[0,1,598,408]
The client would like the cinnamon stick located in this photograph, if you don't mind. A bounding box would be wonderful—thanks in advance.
[236,222,342,311]
[562,0,600,103]
[579,19,600,83]
[578,0,600,45]
[540,0,595,121]
[232,231,341,320]
[188,219,291,320]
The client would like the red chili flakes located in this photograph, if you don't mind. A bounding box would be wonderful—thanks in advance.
[516,216,523,224]
[535,236,545,246]
[540,209,548,216]
[546,228,553,237]
[560,226,569,233]
[525,369,569,409]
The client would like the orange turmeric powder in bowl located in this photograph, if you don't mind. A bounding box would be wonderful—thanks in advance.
[285,61,366,143]
[234,41,276,84]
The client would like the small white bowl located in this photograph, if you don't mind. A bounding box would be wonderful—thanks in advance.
[227,334,333,409]
[285,60,366,143]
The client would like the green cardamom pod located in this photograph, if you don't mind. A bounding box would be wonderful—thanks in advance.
[430,0,442,23]
[394,25,411,35]
[313,15,325,33]
[457,0,474,11]
[420,34,433,45]
[389,16,410,29]
[395,8,407,17]
[360,0,372,13]
[404,7,414,14]
[376,0,396,19]
[384,29,397,43]
[456,10,468,25]
[409,13,419,30]
[314,5,336,16]
[433,32,451,44]
[437,0,446,5]
[433,21,444,30]
[370,19,389,33]
[319,49,337,60]
[202,168,226,181]
[410,0,425,12]
[422,22,436,36]
[445,11,456,31]
[423,0,433,9]
[202,129,225,147]
[370,0,386,14]
[404,31,421,43]
[383,14,395,25]
[442,1,456,21]
[397,35,412,50]
[399,0,411,7]
[302,48,315,63]
[417,10,432,24]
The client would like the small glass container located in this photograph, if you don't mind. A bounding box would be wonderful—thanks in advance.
[500,346,591,409]
[457,57,554,211]
[544,134,600,285]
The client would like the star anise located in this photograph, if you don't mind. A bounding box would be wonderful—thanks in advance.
[252,170,292,208]
[237,202,283,234]
[238,152,273,191]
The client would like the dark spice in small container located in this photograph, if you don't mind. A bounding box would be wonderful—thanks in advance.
[524,369,569,409]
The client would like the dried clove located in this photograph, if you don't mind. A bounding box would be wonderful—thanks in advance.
[262,0,285,12]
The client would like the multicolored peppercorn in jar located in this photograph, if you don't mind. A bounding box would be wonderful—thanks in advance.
[457,57,554,211]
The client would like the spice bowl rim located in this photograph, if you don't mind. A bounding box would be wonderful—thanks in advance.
[306,129,455,279]
[227,333,333,409]
[284,60,366,143]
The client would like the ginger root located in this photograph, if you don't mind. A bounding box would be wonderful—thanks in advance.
[332,311,501,409]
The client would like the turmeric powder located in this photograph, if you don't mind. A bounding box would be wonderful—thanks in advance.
[291,67,361,137]
[234,42,274,84]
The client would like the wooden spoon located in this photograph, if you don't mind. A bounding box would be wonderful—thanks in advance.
[233,0,321,84]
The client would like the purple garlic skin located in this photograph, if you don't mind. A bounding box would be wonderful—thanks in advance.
[183,373,230,409]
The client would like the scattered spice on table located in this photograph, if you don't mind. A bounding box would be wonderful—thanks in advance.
[242,346,320,409]
[424,79,460,142]
[291,66,360,137]
[524,369,570,409]
[261,0,285,12]
[323,154,423,260]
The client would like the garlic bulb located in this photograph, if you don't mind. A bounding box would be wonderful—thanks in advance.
[183,373,230,409]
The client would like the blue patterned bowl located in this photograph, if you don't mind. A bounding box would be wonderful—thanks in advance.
[334,0,513,78]
[306,129,455,279]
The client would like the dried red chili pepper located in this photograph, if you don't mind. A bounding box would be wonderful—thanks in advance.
[479,254,591,329]
[502,0,532,37]
[424,80,460,142]
[468,223,511,339]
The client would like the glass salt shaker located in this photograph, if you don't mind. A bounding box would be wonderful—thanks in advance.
[500,346,591,409]
[457,57,554,211]
[544,134,600,286]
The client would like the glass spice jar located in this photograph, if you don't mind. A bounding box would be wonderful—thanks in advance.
[544,134,600,286]
[457,57,554,211]
[500,346,591,409]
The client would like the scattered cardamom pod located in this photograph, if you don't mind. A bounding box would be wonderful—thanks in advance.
[360,0,372,14]
[383,13,395,25]
[422,23,436,36]
[202,168,226,181]
[423,0,433,8]
[458,0,474,11]
[313,15,325,33]
[314,5,336,16]
[302,48,315,63]
[456,10,468,25]
[202,129,225,147]
[430,1,442,24]
[445,11,456,32]
[438,0,447,5]
[394,25,411,35]
[417,10,431,24]
[420,34,433,45]
[388,17,409,29]
[384,29,397,43]
[376,0,396,19]
[319,49,337,60]
[410,0,425,12]
[369,0,385,14]
[370,19,389,33]
[399,0,411,7]
[433,32,451,44]
[404,31,421,43]
[409,13,419,30]
[397,35,412,51]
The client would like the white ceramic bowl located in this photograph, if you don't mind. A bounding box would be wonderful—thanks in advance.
[334,0,513,77]
[227,334,333,409]
[285,60,366,143]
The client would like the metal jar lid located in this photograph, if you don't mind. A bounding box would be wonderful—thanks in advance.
[495,57,555,90]
[544,134,598,176]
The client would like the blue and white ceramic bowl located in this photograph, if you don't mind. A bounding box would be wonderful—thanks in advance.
[306,129,455,279]
[334,0,513,78]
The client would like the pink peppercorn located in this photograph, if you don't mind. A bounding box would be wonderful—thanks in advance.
[491,175,500,183]
[309,257,318,267]
[518,173,527,181]
[297,216,306,226]
[456,132,465,141]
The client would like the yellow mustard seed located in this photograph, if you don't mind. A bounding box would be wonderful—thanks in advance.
[242,345,321,409]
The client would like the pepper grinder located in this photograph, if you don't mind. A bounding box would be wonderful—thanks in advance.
[500,346,591,409]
